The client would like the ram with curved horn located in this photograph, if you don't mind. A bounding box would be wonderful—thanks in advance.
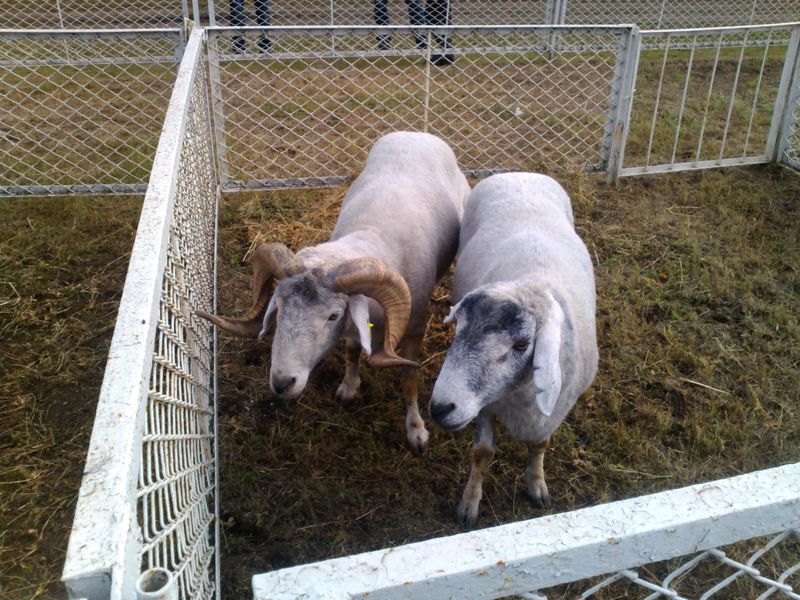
[199,132,470,453]
[429,172,598,527]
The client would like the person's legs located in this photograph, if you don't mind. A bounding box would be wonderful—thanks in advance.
[373,0,392,50]
[427,0,453,64]
[405,0,427,48]
[230,0,246,53]
[255,0,271,52]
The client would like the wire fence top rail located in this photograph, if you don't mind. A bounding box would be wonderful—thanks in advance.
[252,463,800,600]
[641,20,800,34]
[61,27,211,600]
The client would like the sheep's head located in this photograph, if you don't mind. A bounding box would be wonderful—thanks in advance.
[429,284,564,432]
[197,243,419,401]
[267,271,350,398]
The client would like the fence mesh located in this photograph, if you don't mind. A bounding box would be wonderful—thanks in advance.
[211,0,550,26]
[208,26,628,189]
[207,0,799,28]
[620,26,795,176]
[0,30,182,196]
[532,529,800,599]
[135,39,218,600]
[0,0,188,29]
[562,0,800,30]
[782,67,800,169]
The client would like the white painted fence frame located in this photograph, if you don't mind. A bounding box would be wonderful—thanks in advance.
[252,464,800,599]
[61,27,220,600]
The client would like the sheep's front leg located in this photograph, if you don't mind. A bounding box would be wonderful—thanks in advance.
[398,334,429,454]
[456,412,496,528]
[525,437,551,509]
[335,338,362,401]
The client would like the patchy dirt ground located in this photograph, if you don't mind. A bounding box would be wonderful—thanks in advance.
[0,196,142,598]
[213,166,800,597]
[1,165,799,598]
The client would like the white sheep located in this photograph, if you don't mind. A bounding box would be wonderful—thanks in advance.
[199,131,470,453]
[428,172,597,527]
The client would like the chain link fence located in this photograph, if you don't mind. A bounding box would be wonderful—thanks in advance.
[204,0,799,28]
[0,0,189,29]
[0,29,182,196]
[49,21,799,599]
[62,27,220,600]
[207,25,635,190]
[253,464,800,599]
[208,0,550,26]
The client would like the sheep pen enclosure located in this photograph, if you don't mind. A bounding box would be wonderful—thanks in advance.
[2,13,800,600]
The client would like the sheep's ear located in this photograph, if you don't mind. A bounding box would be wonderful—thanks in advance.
[532,296,564,417]
[444,300,463,325]
[347,294,372,356]
[258,295,278,339]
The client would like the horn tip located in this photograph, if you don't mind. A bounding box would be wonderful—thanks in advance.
[367,351,420,369]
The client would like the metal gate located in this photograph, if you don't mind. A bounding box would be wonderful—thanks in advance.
[614,23,800,178]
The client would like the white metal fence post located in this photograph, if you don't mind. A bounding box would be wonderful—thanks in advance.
[605,26,641,183]
[771,25,800,165]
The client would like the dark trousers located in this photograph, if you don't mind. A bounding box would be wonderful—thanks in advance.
[229,0,270,26]
[425,0,452,56]
[373,0,426,27]
[425,0,451,25]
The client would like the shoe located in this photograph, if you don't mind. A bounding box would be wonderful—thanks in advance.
[257,35,272,53]
[232,35,246,54]
[430,53,455,66]
[376,34,392,51]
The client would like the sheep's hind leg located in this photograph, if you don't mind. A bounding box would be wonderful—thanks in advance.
[398,334,429,454]
[525,437,551,509]
[335,338,362,401]
[456,412,496,528]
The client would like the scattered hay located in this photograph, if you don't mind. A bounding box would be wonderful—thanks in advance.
[1,165,799,598]
[215,166,800,596]
[0,195,142,599]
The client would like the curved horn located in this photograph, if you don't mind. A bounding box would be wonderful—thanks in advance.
[196,243,304,338]
[323,258,419,369]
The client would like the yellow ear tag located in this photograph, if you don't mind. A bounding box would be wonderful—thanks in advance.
[369,322,374,329]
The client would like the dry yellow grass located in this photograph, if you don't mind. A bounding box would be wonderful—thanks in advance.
[214,165,800,597]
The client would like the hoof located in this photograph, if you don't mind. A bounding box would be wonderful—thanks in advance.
[406,425,429,454]
[335,378,360,402]
[526,479,551,509]
[456,499,479,529]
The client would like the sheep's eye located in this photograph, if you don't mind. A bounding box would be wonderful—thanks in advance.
[512,339,529,352]
[328,313,340,322]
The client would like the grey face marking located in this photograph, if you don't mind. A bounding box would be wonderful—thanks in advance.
[269,273,349,399]
[454,293,533,395]
[430,290,539,431]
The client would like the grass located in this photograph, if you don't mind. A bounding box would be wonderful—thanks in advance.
[1,31,799,600]
[1,166,798,599]
[0,195,142,599]
[213,165,800,597]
